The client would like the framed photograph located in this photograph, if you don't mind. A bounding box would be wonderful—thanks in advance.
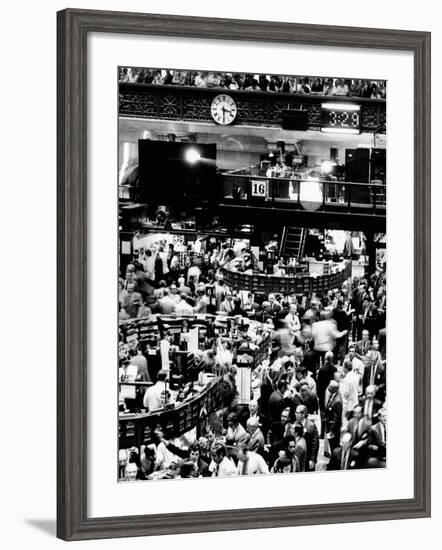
[57,8,431,541]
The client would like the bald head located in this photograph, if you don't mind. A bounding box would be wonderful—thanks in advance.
[324,351,334,363]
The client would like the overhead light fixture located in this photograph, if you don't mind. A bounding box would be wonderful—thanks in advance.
[321,103,360,111]
[185,148,201,164]
[320,127,360,135]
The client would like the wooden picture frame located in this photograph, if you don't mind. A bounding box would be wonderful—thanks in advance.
[57,8,431,541]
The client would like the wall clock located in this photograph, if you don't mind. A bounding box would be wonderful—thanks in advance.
[210,94,238,125]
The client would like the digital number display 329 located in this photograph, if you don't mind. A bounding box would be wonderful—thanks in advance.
[320,103,361,134]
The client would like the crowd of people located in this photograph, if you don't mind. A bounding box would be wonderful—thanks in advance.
[119,67,387,99]
[118,235,387,481]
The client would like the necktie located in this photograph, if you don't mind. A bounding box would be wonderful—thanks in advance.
[370,363,376,386]
[365,399,373,419]
[364,399,370,418]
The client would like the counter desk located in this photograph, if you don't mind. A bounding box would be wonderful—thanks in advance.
[220,259,352,295]
[119,377,224,450]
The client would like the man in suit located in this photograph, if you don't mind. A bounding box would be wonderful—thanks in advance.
[239,399,266,429]
[347,409,372,467]
[158,289,177,314]
[355,329,372,358]
[280,407,293,437]
[268,293,282,318]
[378,327,387,362]
[294,404,319,471]
[362,349,386,402]
[327,432,359,470]
[299,383,319,415]
[324,380,343,453]
[375,287,387,329]
[268,379,287,423]
[360,384,383,425]
[246,416,265,455]
[367,407,387,468]
[284,434,303,472]
[267,421,286,468]
[316,351,337,412]
[332,299,351,362]
[357,296,378,340]
[122,281,143,318]
[226,411,249,447]
[346,405,363,441]
[292,423,307,472]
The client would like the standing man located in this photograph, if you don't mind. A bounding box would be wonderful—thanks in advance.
[367,407,387,467]
[268,379,287,424]
[236,444,269,475]
[280,407,293,437]
[209,442,237,477]
[340,360,360,420]
[327,432,359,470]
[246,417,265,455]
[332,299,350,362]
[142,370,169,411]
[294,404,319,471]
[316,351,337,411]
[122,281,142,318]
[356,329,372,358]
[324,380,343,453]
[344,344,364,398]
[292,422,307,472]
[360,385,383,424]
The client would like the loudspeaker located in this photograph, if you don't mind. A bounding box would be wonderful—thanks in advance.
[345,148,370,203]
[330,147,338,162]
[370,148,386,182]
[138,140,217,206]
[345,148,370,183]
[282,110,308,131]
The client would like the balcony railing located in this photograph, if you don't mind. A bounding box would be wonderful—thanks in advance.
[119,82,386,133]
[221,173,386,215]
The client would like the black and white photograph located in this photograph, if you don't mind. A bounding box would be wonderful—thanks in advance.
[117,66,388,482]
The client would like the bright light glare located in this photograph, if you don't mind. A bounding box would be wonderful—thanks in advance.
[321,160,335,174]
[300,177,323,211]
[320,127,360,135]
[321,103,360,111]
[185,148,201,164]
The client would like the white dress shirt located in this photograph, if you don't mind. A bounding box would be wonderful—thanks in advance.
[237,452,269,475]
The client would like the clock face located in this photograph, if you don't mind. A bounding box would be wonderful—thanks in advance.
[210,94,237,125]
